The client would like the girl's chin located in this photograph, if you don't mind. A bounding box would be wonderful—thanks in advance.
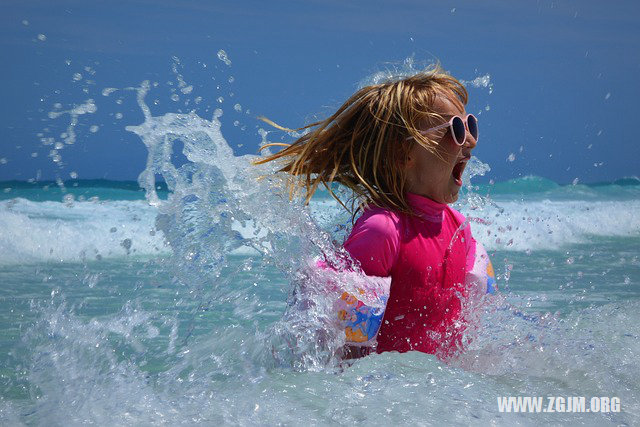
[444,181,461,203]
[445,192,459,204]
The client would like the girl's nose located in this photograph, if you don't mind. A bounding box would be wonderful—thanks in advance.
[465,132,477,149]
[464,124,477,149]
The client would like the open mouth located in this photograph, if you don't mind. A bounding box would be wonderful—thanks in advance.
[451,159,468,186]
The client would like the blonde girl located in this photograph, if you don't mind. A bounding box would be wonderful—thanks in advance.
[256,65,493,358]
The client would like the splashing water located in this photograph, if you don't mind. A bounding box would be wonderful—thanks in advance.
[125,80,363,371]
[45,99,98,167]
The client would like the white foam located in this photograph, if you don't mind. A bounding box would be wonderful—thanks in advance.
[311,196,640,252]
[0,198,168,264]
[3,195,638,265]
[466,199,640,251]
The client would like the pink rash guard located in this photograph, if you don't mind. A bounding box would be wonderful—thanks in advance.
[343,192,477,356]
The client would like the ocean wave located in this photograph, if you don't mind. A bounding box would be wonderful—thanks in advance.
[475,175,640,199]
[0,198,167,264]
[466,198,640,251]
[1,193,639,265]
[2,175,639,203]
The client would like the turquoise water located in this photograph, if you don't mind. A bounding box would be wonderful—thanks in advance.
[1,178,638,425]
[0,86,639,425]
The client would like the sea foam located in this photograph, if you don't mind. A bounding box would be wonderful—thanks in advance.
[464,198,640,251]
[0,198,166,264]
[2,194,639,265]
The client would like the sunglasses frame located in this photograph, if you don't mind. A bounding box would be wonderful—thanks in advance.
[407,114,478,146]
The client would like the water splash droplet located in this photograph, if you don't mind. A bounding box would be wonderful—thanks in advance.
[217,49,232,66]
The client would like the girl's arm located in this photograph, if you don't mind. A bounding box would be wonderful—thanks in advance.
[462,222,498,294]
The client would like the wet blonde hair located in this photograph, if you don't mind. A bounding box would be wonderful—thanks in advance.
[254,64,468,215]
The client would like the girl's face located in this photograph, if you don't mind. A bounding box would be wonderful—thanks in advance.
[404,94,477,204]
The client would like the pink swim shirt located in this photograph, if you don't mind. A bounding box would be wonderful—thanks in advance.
[343,192,477,356]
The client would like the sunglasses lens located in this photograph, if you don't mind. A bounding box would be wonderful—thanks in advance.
[468,115,478,140]
[452,116,466,145]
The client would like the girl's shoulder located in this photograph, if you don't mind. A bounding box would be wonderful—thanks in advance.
[344,206,401,277]
[445,205,468,225]
[444,205,477,263]
[354,205,402,234]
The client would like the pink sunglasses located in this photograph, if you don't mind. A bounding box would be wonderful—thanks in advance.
[407,114,478,146]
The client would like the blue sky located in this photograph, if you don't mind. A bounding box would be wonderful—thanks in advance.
[1,0,639,184]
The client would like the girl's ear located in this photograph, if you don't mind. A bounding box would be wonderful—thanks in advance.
[404,147,416,169]
[404,155,414,168]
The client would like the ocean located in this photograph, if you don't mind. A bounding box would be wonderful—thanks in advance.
[0,89,639,425]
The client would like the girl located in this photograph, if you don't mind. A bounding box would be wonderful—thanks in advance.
[256,65,492,359]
